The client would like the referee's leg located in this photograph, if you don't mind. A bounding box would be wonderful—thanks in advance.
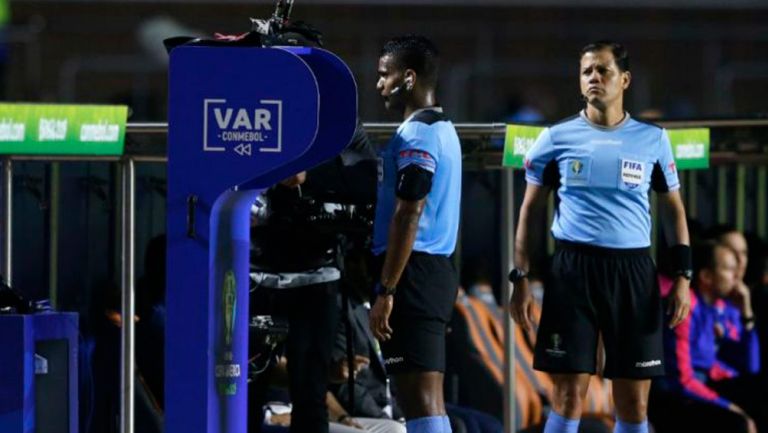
[612,379,651,431]
[393,372,448,426]
[544,373,591,432]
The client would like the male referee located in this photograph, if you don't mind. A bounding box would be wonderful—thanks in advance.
[369,35,461,433]
[509,41,691,433]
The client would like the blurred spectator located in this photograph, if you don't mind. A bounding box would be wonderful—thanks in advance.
[329,292,405,431]
[137,16,203,66]
[636,108,664,121]
[86,282,163,433]
[489,93,546,148]
[136,234,167,408]
[749,239,768,385]
[467,278,498,311]
[707,225,750,287]
[706,226,768,388]
[650,241,766,433]
[503,93,545,123]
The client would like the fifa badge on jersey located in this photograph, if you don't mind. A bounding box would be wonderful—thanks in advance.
[621,158,645,189]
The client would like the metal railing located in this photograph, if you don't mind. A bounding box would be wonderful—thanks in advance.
[1,119,767,433]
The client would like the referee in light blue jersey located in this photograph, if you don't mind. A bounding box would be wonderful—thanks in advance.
[369,35,461,433]
[509,41,692,433]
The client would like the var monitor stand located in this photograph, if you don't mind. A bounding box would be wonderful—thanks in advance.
[165,44,357,433]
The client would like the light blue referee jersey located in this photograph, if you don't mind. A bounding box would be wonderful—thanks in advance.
[525,111,680,249]
[372,107,462,256]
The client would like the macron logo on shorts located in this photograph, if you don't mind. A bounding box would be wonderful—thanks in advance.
[385,357,404,366]
[635,359,662,368]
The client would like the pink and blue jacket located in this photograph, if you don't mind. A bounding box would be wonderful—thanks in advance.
[659,276,760,409]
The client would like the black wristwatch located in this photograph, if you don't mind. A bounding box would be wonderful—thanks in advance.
[377,282,397,297]
[675,269,693,281]
[508,268,528,283]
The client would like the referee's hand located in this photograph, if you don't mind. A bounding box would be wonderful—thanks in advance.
[509,280,534,331]
[370,294,394,341]
[667,277,691,328]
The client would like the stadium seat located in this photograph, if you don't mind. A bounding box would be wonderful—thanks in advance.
[448,291,615,432]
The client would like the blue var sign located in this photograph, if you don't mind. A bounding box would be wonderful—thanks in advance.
[204,99,284,155]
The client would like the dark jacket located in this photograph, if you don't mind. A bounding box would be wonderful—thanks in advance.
[330,296,403,420]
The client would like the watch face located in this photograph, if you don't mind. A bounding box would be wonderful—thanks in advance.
[508,269,526,283]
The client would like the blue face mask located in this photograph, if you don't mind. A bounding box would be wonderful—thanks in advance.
[468,284,497,307]
[529,282,544,303]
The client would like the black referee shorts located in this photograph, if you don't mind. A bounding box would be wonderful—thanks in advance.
[533,240,665,379]
[372,252,459,374]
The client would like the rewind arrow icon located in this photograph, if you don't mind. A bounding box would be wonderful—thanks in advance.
[234,143,252,156]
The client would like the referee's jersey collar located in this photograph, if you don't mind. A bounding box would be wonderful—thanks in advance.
[579,109,630,131]
[405,106,444,123]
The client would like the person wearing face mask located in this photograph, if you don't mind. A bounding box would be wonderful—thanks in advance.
[509,41,691,433]
[649,241,765,433]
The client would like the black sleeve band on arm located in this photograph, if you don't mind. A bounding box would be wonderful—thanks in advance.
[670,244,692,274]
[542,159,560,188]
[395,165,433,201]
[651,161,670,192]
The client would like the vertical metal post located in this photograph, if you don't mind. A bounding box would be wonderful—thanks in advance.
[500,168,516,433]
[718,167,728,224]
[3,158,12,285]
[115,163,124,286]
[735,165,746,232]
[757,167,767,239]
[120,158,136,433]
[49,162,60,308]
[687,170,698,220]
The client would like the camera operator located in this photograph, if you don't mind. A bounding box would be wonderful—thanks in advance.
[248,21,377,433]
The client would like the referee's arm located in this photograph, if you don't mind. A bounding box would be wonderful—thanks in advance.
[380,197,426,289]
[509,183,551,331]
[370,196,427,341]
[658,190,692,328]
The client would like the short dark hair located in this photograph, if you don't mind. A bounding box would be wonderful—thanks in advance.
[693,240,735,281]
[704,224,740,242]
[381,34,440,87]
[580,40,630,72]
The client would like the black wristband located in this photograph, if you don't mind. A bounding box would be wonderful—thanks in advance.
[337,414,350,423]
[670,244,692,276]
[375,282,396,296]
[508,268,528,283]
[742,316,755,325]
